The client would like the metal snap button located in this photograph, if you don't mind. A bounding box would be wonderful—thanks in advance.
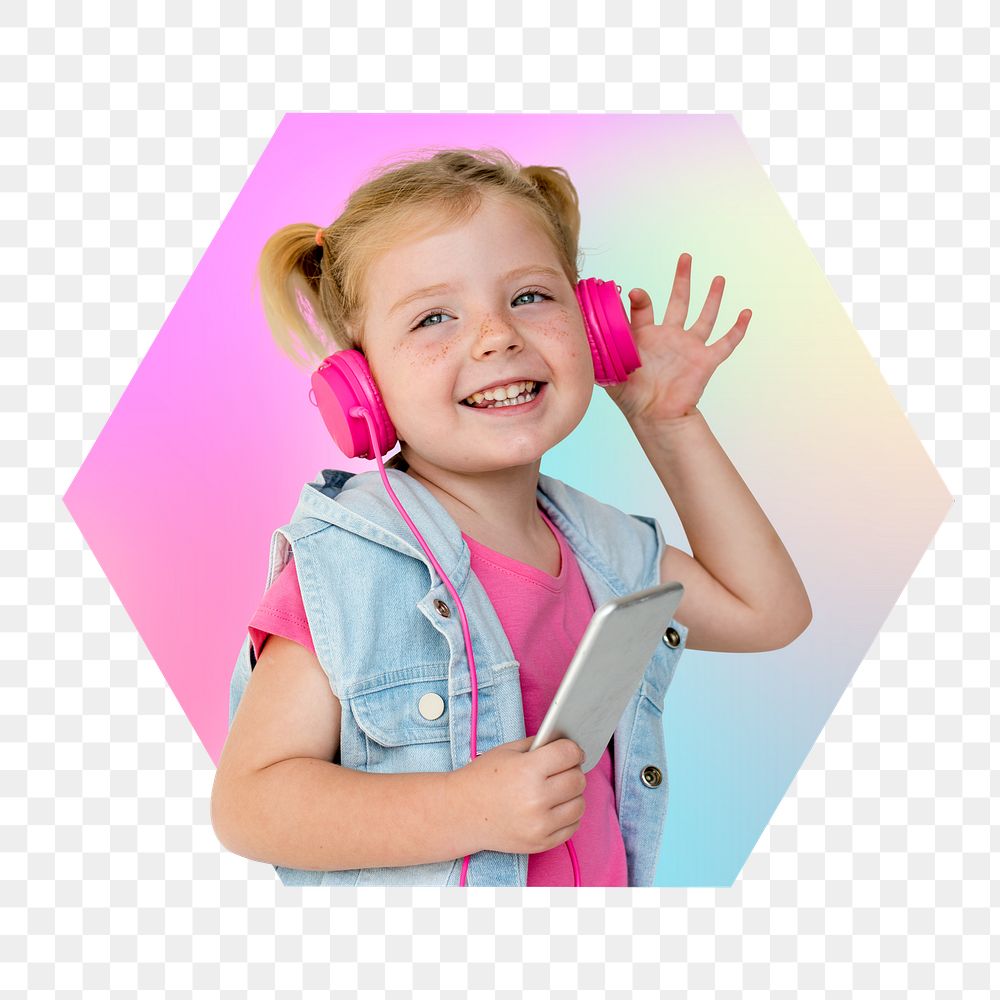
[662,626,680,648]
[418,692,445,720]
[641,764,662,788]
[434,599,451,618]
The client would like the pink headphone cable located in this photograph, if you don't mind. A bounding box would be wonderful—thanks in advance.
[350,404,582,887]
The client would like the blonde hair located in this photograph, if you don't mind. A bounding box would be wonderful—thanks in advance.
[256,145,585,472]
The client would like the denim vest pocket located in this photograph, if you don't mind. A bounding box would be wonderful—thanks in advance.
[348,665,454,774]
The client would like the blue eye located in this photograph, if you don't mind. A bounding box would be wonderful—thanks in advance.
[512,289,551,306]
[414,311,449,330]
[411,289,553,330]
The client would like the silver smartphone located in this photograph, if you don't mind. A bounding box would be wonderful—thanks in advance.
[529,581,685,772]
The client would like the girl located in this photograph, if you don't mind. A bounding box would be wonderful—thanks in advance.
[211,146,812,887]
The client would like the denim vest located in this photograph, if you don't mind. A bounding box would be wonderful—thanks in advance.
[227,467,688,887]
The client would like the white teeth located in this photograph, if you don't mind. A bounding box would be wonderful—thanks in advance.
[464,380,537,406]
[476,387,539,409]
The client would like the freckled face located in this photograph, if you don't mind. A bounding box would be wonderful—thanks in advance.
[359,195,595,474]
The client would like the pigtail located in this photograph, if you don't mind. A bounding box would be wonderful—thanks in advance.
[256,223,347,370]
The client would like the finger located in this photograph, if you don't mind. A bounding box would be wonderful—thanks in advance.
[689,274,725,343]
[543,741,585,777]
[546,819,582,849]
[547,792,586,829]
[709,309,752,363]
[627,286,656,331]
[663,252,692,329]
[545,766,587,804]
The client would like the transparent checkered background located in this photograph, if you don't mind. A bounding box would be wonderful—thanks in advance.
[2,1,995,995]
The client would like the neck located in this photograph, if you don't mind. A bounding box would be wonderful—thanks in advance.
[401,456,545,541]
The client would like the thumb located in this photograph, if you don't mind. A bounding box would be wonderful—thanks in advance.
[627,286,655,330]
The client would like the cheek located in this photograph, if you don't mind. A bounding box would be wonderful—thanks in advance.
[382,340,458,420]
[393,332,460,371]
[540,308,588,366]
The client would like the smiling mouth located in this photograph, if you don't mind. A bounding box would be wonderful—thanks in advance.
[458,381,549,415]
[460,381,547,409]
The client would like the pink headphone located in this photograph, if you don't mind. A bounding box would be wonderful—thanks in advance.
[308,276,641,886]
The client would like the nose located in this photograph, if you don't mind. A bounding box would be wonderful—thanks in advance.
[472,312,525,360]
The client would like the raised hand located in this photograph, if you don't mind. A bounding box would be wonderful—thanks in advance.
[603,252,752,425]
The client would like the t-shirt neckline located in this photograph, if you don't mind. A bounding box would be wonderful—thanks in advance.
[461,506,567,590]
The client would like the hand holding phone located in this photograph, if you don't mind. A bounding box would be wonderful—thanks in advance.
[454,735,588,855]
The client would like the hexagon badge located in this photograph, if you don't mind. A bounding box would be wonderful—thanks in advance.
[62,113,954,886]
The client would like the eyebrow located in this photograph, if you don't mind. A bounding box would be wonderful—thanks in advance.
[387,264,564,317]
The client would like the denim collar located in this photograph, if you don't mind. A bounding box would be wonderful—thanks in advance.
[289,467,633,598]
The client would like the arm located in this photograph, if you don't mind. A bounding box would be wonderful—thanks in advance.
[211,634,481,871]
[214,757,477,872]
[632,406,813,652]
[607,254,811,652]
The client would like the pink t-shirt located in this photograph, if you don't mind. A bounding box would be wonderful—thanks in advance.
[247,507,629,887]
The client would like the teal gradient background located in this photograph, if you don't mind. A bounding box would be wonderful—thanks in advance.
[63,113,952,886]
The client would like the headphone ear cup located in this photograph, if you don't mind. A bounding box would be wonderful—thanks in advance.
[575,277,642,385]
[309,349,398,459]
